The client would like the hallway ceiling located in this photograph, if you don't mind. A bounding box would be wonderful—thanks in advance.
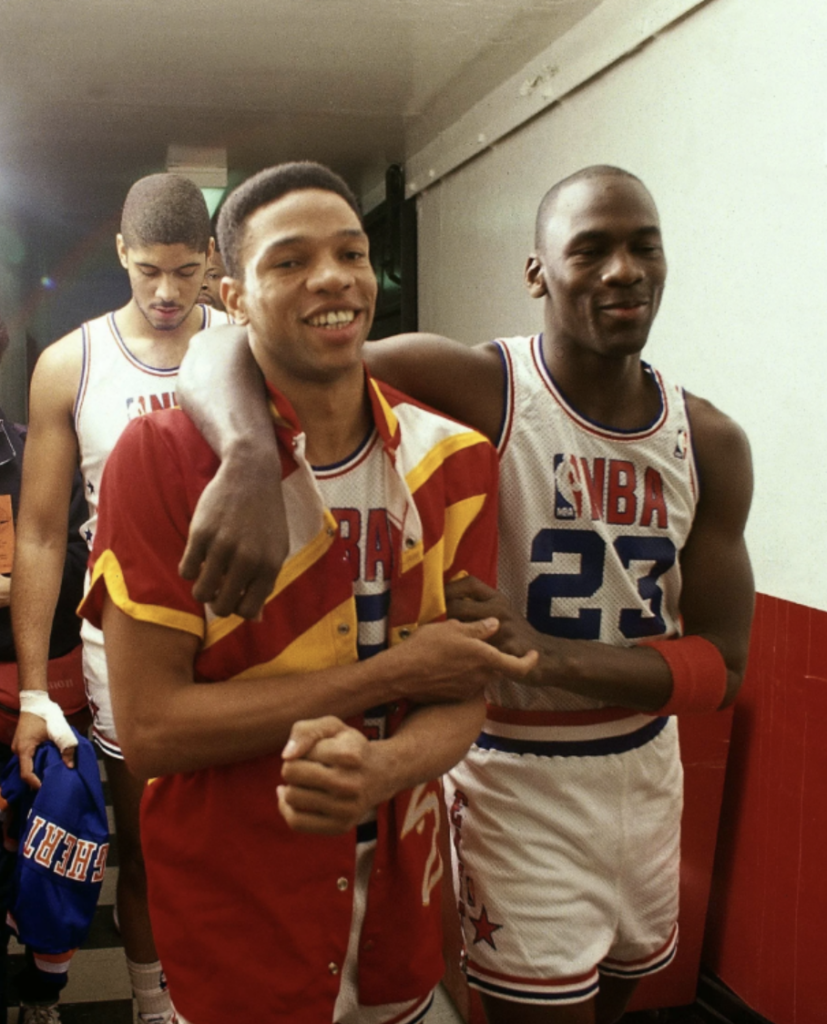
[0,0,600,221]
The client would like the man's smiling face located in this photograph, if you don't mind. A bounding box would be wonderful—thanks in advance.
[528,175,667,359]
[224,188,377,389]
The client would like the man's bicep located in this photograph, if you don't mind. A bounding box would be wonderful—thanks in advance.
[681,524,754,655]
[19,351,81,536]
[679,410,755,698]
[102,597,199,768]
[365,335,504,443]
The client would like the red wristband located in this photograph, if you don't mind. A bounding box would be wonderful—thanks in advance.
[642,635,728,715]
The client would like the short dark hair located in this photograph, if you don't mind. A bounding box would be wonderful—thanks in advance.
[217,162,362,279]
[534,165,648,248]
[120,174,212,254]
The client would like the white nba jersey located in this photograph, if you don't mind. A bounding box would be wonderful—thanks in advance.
[74,305,230,552]
[315,429,392,672]
[75,305,230,650]
[489,335,699,713]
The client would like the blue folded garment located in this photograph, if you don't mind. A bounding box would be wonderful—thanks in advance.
[0,731,109,953]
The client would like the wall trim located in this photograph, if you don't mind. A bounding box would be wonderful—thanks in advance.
[405,0,713,198]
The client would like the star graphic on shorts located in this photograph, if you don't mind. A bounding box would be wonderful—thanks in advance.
[470,905,502,949]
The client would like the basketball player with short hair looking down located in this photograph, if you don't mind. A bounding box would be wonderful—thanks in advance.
[79,161,537,1023]
[11,173,231,1024]
[175,165,754,1024]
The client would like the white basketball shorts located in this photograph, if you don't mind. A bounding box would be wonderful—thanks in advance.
[81,625,123,759]
[334,821,435,1024]
[445,708,682,1006]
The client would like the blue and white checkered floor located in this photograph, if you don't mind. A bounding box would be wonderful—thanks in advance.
[5,758,464,1023]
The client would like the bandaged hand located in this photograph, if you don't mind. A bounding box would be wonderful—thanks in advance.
[18,691,77,758]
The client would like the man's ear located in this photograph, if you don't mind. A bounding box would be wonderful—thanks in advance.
[222,278,248,324]
[206,238,216,261]
[525,254,548,299]
[116,234,129,270]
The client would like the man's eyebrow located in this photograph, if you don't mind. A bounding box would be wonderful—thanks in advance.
[258,227,367,257]
[135,260,203,271]
[567,230,609,246]
[566,225,662,247]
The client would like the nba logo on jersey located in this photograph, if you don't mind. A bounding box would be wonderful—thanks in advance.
[553,454,578,520]
[125,391,177,420]
[674,428,688,460]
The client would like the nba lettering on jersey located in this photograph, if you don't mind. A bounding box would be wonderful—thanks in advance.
[125,391,177,420]
[21,814,109,884]
[330,505,394,663]
[553,453,670,527]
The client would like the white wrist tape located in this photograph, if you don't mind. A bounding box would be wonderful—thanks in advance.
[19,690,77,753]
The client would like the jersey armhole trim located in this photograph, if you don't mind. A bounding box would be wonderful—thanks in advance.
[493,341,514,455]
[73,323,91,432]
[682,388,701,504]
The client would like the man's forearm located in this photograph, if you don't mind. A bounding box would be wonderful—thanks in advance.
[110,632,409,778]
[105,605,533,779]
[11,536,70,690]
[176,325,287,616]
[119,664,483,781]
[369,696,485,804]
[505,621,748,713]
[445,575,739,713]
[529,634,674,711]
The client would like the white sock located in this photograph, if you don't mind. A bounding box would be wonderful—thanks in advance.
[126,957,173,1017]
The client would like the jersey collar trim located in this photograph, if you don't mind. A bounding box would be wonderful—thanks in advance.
[532,334,669,441]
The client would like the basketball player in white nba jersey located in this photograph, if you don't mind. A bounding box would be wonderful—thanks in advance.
[443,335,693,1014]
[173,166,755,1024]
[76,303,229,758]
[11,173,229,1024]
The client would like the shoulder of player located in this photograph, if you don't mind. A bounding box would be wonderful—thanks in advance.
[686,391,750,462]
[34,327,84,375]
[685,392,753,515]
[29,329,85,414]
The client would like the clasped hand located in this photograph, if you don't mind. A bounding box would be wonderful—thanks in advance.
[277,717,385,836]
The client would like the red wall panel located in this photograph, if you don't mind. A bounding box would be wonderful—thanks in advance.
[704,593,827,1024]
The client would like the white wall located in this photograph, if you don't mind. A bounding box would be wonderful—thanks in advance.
[414,0,827,612]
